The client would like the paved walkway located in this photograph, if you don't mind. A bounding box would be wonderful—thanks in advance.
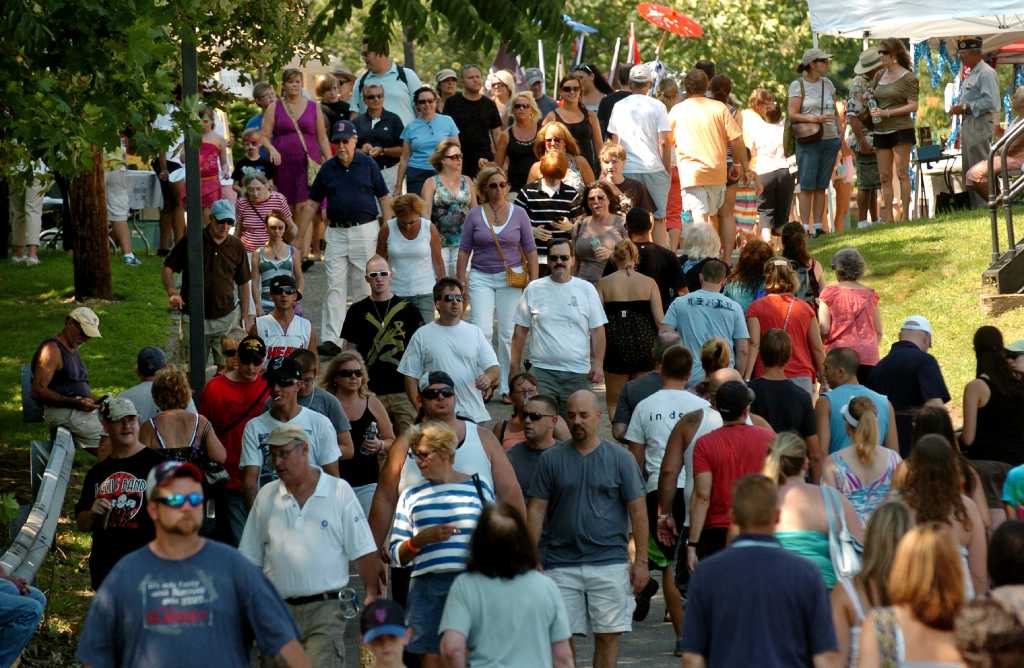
[304,262,682,666]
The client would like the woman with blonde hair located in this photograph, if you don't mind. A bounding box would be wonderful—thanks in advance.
[823,396,902,522]
[597,238,664,416]
[764,432,864,589]
[526,120,596,190]
[493,90,542,193]
[678,222,722,293]
[858,523,967,666]
[542,76,603,174]
[376,192,446,324]
[489,69,516,125]
[830,501,914,667]
[421,137,474,272]
[744,258,825,393]
[325,350,395,515]
[388,420,493,666]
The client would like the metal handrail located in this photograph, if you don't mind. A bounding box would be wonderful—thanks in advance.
[989,117,1024,261]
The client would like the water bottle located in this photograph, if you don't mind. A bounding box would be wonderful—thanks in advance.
[360,421,379,455]
[338,587,360,619]
[868,98,881,125]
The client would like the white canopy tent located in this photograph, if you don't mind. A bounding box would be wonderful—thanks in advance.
[806,0,1024,50]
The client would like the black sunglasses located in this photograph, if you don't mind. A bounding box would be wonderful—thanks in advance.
[271,287,297,295]
[548,254,571,262]
[441,294,463,303]
[337,368,363,378]
[487,182,509,190]
[154,492,204,508]
[513,103,530,110]
[415,98,436,105]
[270,378,298,387]
[523,411,555,422]
[561,85,580,93]
[364,94,382,100]
[421,387,455,400]
[223,349,238,358]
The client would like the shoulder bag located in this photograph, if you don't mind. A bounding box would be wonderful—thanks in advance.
[793,79,826,145]
[482,205,529,289]
[822,484,863,579]
[284,100,321,187]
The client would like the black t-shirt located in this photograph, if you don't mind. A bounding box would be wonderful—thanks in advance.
[636,241,681,313]
[231,157,277,185]
[75,447,164,589]
[322,99,352,130]
[443,94,502,178]
[748,377,816,438]
[340,296,424,395]
[598,90,632,139]
[353,110,405,169]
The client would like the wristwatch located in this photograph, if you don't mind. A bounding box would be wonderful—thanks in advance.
[687,540,700,548]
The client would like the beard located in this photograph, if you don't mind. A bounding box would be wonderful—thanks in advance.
[158,515,200,537]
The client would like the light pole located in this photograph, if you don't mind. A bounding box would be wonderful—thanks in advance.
[181,34,207,399]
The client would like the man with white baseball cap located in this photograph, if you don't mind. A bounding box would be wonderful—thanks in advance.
[31,306,106,453]
[867,314,950,456]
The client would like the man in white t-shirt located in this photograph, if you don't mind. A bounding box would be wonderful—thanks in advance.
[397,278,499,424]
[510,239,608,415]
[624,345,708,633]
[607,64,673,234]
[240,356,343,508]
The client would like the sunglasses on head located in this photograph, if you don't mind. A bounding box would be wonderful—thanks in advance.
[337,368,363,378]
[421,387,455,400]
[487,181,508,190]
[442,294,463,303]
[366,270,390,278]
[523,411,554,422]
[154,492,204,508]
[364,94,382,100]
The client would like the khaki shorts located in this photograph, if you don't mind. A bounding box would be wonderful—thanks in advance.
[379,392,417,437]
[260,599,345,668]
[681,185,726,220]
[546,562,635,635]
[43,406,104,450]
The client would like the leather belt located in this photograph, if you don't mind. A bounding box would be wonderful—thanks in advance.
[328,219,375,229]
[285,590,341,606]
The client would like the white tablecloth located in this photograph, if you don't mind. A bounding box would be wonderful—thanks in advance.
[127,170,163,210]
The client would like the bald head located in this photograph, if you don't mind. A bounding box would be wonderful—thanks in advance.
[366,255,390,273]
[707,367,743,398]
[566,390,601,445]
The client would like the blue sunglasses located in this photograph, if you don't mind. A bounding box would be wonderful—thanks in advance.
[154,492,204,508]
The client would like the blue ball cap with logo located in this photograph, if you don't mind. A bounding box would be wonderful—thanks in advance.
[331,119,357,143]
[211,199,235,221]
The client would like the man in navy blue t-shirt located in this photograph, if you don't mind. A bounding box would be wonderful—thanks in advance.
[680,474,837,667]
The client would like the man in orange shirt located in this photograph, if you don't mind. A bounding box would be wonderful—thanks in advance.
[668,70,754,253]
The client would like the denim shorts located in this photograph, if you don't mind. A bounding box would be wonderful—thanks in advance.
[407,570,460,654]
[795,137,840,191]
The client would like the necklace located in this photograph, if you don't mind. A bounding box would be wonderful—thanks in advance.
[371,295,394,322]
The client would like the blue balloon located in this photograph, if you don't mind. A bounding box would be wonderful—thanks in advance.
[563,14,598,34]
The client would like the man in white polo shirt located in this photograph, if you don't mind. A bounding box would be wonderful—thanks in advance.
[240,424,382,668]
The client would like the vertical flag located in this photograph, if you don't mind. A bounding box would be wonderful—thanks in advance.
[627,22,642,64]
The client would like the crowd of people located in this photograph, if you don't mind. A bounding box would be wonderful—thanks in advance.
[8,36,1024,668]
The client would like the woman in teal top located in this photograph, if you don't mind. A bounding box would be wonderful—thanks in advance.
[723,238,772,313]
[763,432,865,589]
[395,85,460,198]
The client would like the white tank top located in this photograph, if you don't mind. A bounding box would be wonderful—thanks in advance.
[399,420,493,493]
[386,217,435,298]
[256,314,312,359]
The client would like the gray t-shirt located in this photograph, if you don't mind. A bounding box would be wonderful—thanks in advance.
[506,442,547,494]
[76,541,299,668]
[118,380,196,423]
[612,371,662,427]
[787,76,838,140]
[529,440,646,568]
[440,570,571,668]
[266,387,351,433]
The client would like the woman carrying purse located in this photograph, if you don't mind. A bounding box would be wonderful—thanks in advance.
[457,166,539,402]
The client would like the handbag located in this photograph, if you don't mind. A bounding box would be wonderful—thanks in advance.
[793,79,826,145]
[482,204,529,289]
[822,485,863,579]
[284,100,321,187]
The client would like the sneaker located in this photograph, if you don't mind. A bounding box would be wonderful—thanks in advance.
[317,341,342,358]
[24,256,40,266]
[632,578,660,622]
[10,255,27,264]
[122,254,142,266]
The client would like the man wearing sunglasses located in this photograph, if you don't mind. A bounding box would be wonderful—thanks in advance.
[398,278,499,425]
[31,306,105,454]
[506,394,560,494]
[354,83,404,194]
[77,460,310,668]
[510,239,607,416]
[240,356,344,509]
[252,275,317,359]
[74,397,164,590]
[443,65,503,177]
[240,425,382,667]
[163,198,251,367]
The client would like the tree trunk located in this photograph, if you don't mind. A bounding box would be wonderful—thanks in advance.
[69,147,112,301]
[402,25,415,71]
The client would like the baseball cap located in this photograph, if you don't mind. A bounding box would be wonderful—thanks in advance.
[629,64,652,84]
[263,424,310,447]
[360,599,407,643]
[800,48,832,66]
[715,380,754,421]
[524,67,544,86]
[146,460,203,501]
[900,315,933,337]
[1005,340,1024,354]
[958,37,983,52]
[269,274,302,301]
[211,199,235,222]
[69,306,102,338]
[265,355,303,384]
[854,48,883,75]
[137,346,167,377]
[238,335,267,364]
[331,119,357,142]
[435,68,458,85]
[419,370,455,391]
[102,396,139,422]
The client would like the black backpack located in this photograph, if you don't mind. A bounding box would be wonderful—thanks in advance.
[789,257,821,308]
[357,63,411,99]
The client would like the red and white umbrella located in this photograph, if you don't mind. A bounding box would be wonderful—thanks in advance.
[637,3,703,39]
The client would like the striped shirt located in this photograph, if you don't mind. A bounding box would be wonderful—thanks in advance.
[514,180,582,248]
[388,477,493,576]
[237,192,294,252]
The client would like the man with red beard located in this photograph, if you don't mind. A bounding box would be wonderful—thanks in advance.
[75,397,163,589]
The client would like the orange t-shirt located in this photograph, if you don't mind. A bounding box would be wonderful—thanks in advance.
[668,97,742,187]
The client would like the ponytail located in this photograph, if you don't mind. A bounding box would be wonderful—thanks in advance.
[763,432,808,485]
[845,396,879,465]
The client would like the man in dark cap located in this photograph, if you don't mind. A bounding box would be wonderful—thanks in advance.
[684,381,774,572]
[252,274,317,359]
[950,37,1001,208]
[117,346,195,422]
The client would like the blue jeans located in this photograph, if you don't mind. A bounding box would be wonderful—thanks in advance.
[0,578,46,668]
[407,571,460,655]
[795,137,840,191]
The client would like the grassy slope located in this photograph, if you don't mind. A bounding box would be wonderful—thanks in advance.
[0,254,168,663]
[809,208,1024,419]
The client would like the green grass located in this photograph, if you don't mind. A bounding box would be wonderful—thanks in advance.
[0,250,169,665]
[808,207,1024,420]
